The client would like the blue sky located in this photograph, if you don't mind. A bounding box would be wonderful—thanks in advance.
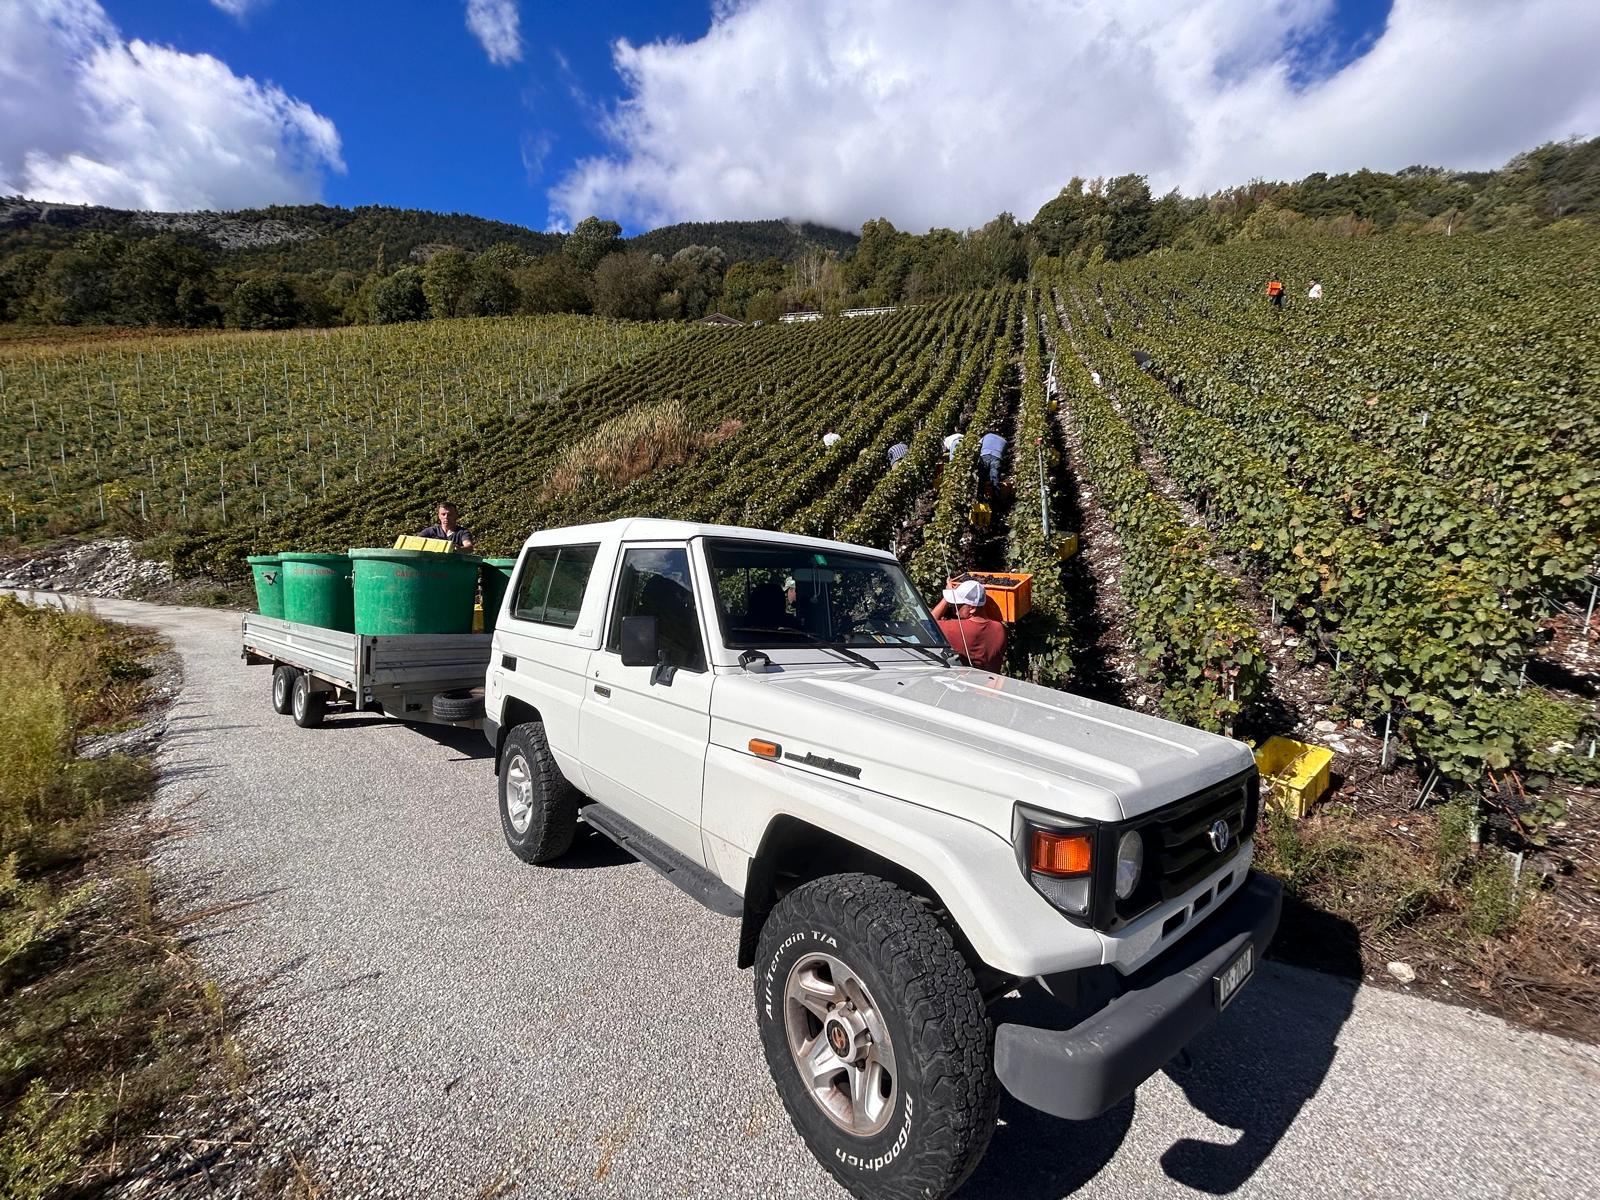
[6,1,1598,236]
[97,0,718,230]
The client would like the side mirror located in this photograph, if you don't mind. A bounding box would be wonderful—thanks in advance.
[619,615,659,667]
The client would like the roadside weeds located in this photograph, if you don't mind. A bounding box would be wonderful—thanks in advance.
[0,596,252,1198]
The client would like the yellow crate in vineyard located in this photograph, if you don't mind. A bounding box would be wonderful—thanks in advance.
[1254,736,1334,818]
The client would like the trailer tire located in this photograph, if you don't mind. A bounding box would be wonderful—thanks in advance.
[432,687,485,723]
[291,672,326,728]
[755,874,997,1200]
[271,665,297,715]
[498,722,577,863]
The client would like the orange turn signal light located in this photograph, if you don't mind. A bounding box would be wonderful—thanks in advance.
[749,739,782,759]
[1030,829,1092,876]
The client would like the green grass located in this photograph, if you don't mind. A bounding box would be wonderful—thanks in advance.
[0,595,241,1198]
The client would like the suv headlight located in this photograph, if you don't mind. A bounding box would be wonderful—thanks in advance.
[1114,830,1144,900]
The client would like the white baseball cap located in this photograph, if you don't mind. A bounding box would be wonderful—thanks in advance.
[942,578,987,608]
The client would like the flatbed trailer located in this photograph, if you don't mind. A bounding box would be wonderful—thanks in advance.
[241,613,491,728]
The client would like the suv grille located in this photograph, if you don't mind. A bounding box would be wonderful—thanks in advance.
[1100,768,1258,929]
[1149,774,1253,900]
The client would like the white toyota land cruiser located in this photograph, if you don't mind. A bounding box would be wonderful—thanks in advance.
[482,518,1281,1200]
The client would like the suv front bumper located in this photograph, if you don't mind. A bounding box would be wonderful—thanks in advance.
[994,869,1283,1120]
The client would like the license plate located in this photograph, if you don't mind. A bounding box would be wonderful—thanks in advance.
[1214,943,1254,1011]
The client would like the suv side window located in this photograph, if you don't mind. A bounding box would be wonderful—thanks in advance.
[605,547,707,672]
[512,544,599,628]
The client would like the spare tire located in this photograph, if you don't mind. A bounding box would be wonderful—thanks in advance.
[432,687,485,723]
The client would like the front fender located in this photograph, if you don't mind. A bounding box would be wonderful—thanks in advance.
[702,745,1105,978]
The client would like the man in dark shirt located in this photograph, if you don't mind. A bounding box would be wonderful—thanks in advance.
[418,501,475,550]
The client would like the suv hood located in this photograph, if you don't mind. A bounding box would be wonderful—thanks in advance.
[710,665,1255,837]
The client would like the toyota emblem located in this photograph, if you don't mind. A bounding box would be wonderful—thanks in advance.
[1208,819,1231,853]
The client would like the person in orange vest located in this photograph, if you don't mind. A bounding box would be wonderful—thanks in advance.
[1267,275,1285,308]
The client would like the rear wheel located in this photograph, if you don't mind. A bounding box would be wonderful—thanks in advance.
[498,722,578,863]
[291,672,326,728]
[755,874,997,1200]
[271,665,296,715]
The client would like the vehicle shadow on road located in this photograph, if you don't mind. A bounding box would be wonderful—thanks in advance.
[541,823,636,870]
[959,1091,1134,1197]
[1157,903,1360,1194]
[406,722,496,761]
[960,898,1359,1198]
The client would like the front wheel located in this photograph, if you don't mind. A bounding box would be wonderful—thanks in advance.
[755,874,998,1200]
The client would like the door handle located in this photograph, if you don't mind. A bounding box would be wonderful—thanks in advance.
[593,684,611,698]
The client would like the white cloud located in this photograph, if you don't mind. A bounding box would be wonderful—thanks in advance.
[549,0,1600,232]
[466,0,522,67]
[0,0,342,211]
[208,0,268,17]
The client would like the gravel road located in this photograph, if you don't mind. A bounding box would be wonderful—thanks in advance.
[17,591,1600,1199]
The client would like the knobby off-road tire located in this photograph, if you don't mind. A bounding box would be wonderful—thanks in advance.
[271,665,296,715]
[498,722,578,863]
[755,873,998,1200]
[291,672,326,728]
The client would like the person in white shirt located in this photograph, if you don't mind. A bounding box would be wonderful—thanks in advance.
[1307,279,1323,300]
[942,432,963,461]
[822,431,841,448]
[1090,369,1103,388]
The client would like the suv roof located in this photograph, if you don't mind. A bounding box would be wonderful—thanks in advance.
[518,518,900,562]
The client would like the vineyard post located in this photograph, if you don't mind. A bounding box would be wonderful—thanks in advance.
[1415,767,1440,808]
[140,491,146,521]
[1585,582,1598,638]
[1380,711,1396,771]
[1035,439,1051,538]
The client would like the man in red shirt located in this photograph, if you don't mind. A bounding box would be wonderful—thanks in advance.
[932,577,1007,673]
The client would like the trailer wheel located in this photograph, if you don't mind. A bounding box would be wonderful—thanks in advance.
[291,672,326,728]
[271,665,297,715]
[498,722,577,863]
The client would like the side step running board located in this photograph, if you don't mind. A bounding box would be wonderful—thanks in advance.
[582,803,743,919]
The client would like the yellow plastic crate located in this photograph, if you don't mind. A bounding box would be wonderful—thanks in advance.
[1054,533,1079,561]
[1254,736,1334,818]
[392,535,454,553]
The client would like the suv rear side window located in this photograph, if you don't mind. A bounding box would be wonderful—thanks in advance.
[511,544,599,628]
[605,547,706,672]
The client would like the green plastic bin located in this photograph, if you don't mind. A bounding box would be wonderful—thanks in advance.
[479,558,518,635]
[246,554,284,618]
[279,552,354,632]
[349,548,483,636]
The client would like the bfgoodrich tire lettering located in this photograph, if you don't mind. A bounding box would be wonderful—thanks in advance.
[755,874,998,1200]
[497,721,578,863]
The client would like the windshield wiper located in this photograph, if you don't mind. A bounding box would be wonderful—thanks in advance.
[897,640,954,667]
[732,626,880,671]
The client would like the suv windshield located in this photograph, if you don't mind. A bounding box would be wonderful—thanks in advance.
[704,538,943,649]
